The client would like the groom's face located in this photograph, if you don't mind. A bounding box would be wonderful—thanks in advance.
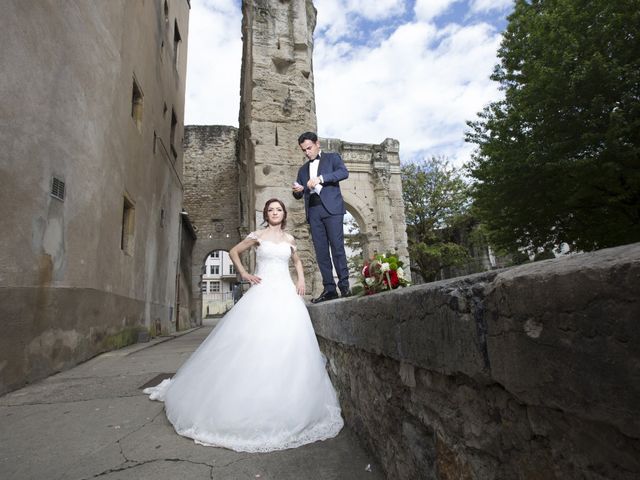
[299,139,320,161]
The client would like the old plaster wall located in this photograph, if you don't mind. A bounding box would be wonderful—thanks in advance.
[310,243,640,479]
[0,0,190,394]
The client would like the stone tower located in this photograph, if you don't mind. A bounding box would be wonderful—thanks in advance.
[234,0,409,294]
[238,0,321,287]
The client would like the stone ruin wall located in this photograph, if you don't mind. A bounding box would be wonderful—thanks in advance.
[309,243,640,480]
[183,126,241,323]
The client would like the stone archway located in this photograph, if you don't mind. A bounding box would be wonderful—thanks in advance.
[183,126,243,324]
[323,136,409,266]
[201,248,236,318]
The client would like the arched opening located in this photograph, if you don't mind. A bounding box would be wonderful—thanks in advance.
[343,209,366,288]
[201,249,236,318]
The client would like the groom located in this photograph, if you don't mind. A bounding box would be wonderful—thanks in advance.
[292,132,351,303]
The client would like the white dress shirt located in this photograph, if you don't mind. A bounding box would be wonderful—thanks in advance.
[309,153,323,194]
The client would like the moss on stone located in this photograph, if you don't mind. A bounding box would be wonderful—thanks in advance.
[104,327,141,350]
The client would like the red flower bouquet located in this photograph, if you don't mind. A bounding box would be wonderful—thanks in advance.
[360,252,410,295]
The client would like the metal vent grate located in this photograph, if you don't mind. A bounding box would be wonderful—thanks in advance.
[51,176,65,201]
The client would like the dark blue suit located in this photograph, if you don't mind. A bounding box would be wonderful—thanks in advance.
[293,152,350,293]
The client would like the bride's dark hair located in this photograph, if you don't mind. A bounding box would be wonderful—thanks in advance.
[262,198,287,229]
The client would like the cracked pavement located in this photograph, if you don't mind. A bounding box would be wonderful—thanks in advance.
[0,323,384,480]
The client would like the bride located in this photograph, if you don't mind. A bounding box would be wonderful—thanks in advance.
[144,198,344,452]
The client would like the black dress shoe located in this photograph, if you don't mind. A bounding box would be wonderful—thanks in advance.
[340,288,352,298]
[311,290,339,304]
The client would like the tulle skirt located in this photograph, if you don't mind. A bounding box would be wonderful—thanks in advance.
[144,275,343,452]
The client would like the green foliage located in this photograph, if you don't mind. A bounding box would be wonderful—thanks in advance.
[402,157,476,282]
[104,327,141,350]
[466,0,640,254]
[410,241,470,283]
[344,214,365,276]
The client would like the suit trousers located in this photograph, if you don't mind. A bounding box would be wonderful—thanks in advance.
[308,202,349,292]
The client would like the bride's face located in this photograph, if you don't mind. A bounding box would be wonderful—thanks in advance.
[267,202,285,226]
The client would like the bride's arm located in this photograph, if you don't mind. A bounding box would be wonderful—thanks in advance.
[229,236,261,285]
[290,238,305,296]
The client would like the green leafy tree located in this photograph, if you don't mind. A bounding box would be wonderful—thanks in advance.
[344,214,365,276]
[402,157,473,282]
[466,0,640,254]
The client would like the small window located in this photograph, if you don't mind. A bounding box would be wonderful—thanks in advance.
[201,282,208,293]
[211,265,220,275]
[173,21,182,69]
[50,176,65,201]
[212,251,220,258]
[121,196,135,255]
[170,108,178,159]
[131,78,143,130]
[229,264,236,275]
[211,281,221,293]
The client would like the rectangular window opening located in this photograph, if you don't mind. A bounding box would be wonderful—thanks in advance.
[131,78,143,130]
[51,176,65,201]
[170,108,178,160]
[173,21,182,69]
[121,196,135,255]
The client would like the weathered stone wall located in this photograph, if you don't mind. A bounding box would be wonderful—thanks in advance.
[310,243,640,479]
[183,126,241,323]
[0,0,190,394]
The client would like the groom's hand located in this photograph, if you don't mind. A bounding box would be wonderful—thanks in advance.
[307,177,321,189]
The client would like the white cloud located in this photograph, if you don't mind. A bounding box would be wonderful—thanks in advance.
[413,0,460,22]
[183,0,513,168]
[470,0,513,15]
[315,17,505,167]
[184,0,242,125]
[314,0,406,41]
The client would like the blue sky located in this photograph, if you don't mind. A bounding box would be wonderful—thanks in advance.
[184,0,513,166]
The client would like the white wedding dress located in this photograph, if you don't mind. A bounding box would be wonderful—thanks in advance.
[144,234,344,452]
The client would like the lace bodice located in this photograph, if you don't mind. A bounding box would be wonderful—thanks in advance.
[248,233,295,280]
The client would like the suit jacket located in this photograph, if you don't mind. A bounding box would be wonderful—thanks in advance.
[293,151,349,221]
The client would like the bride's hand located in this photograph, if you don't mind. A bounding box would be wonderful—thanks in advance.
[296,279,305,296]
[242,272,261,285]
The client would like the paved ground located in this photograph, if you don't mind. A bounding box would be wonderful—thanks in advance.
[0,321,384,480]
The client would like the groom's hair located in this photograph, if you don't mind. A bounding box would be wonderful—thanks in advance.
[298,131,318,145]
[262,198,288,229]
